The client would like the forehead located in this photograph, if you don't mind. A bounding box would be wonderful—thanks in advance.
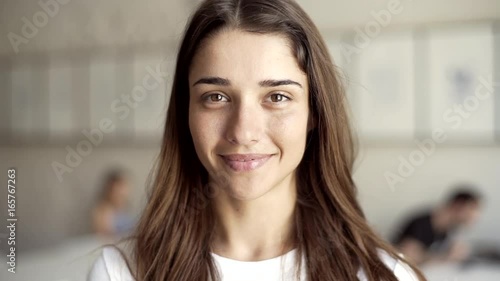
[189,29,306,83]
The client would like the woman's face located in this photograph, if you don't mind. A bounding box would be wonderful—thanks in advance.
[188,29,310,200]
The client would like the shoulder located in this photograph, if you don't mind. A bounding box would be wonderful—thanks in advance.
[379,250,420,281]
[400,211,433,236]
[357,249,420,281]
[87,246,135,281]
[415,211,432,224]
[404,211,431,226]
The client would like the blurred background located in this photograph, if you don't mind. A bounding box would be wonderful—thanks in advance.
[0,0,499,280]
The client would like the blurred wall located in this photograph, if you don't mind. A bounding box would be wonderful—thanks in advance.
[1,0,499,55]
[0,0,499,252]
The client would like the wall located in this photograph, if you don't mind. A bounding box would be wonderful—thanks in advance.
[1,0,499,55]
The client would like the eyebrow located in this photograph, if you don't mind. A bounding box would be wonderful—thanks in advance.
[259,79,302,88]
[192,76,303,89]
[193,77,230,87]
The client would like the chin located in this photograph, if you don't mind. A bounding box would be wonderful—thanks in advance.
[221,182,273,201]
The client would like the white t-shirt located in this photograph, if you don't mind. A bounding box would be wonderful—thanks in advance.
[87,246,419,281]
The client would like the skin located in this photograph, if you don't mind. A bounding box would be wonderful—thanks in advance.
[188,28,310,261]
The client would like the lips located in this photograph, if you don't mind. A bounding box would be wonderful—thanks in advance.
[219,154,273,172]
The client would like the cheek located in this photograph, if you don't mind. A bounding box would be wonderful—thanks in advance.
[269,109,309,152]
[189,108,223,155]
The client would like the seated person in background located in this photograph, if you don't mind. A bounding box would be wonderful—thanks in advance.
[91,169,136,238]
[392,186,482,265]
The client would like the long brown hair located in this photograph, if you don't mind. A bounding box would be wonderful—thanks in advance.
[119,0,427,280]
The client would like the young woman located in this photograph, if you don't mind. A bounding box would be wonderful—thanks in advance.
[88,0,426,280]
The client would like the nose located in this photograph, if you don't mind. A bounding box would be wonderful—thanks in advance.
[224,100,262,146]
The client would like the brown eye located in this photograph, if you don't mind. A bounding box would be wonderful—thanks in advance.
[205,93,228,102]
[269,93,289,103]
[210,94,223,102]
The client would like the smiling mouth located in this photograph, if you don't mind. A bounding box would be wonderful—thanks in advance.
[219,154,274,172]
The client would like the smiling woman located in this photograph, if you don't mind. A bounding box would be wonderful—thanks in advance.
[88,0,426,280]
[189,31,310,201]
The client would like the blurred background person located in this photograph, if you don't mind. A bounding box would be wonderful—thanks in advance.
[392,186,482,265]
[91,168,136,238]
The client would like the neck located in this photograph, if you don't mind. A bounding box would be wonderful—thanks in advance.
[210,176,297,261]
